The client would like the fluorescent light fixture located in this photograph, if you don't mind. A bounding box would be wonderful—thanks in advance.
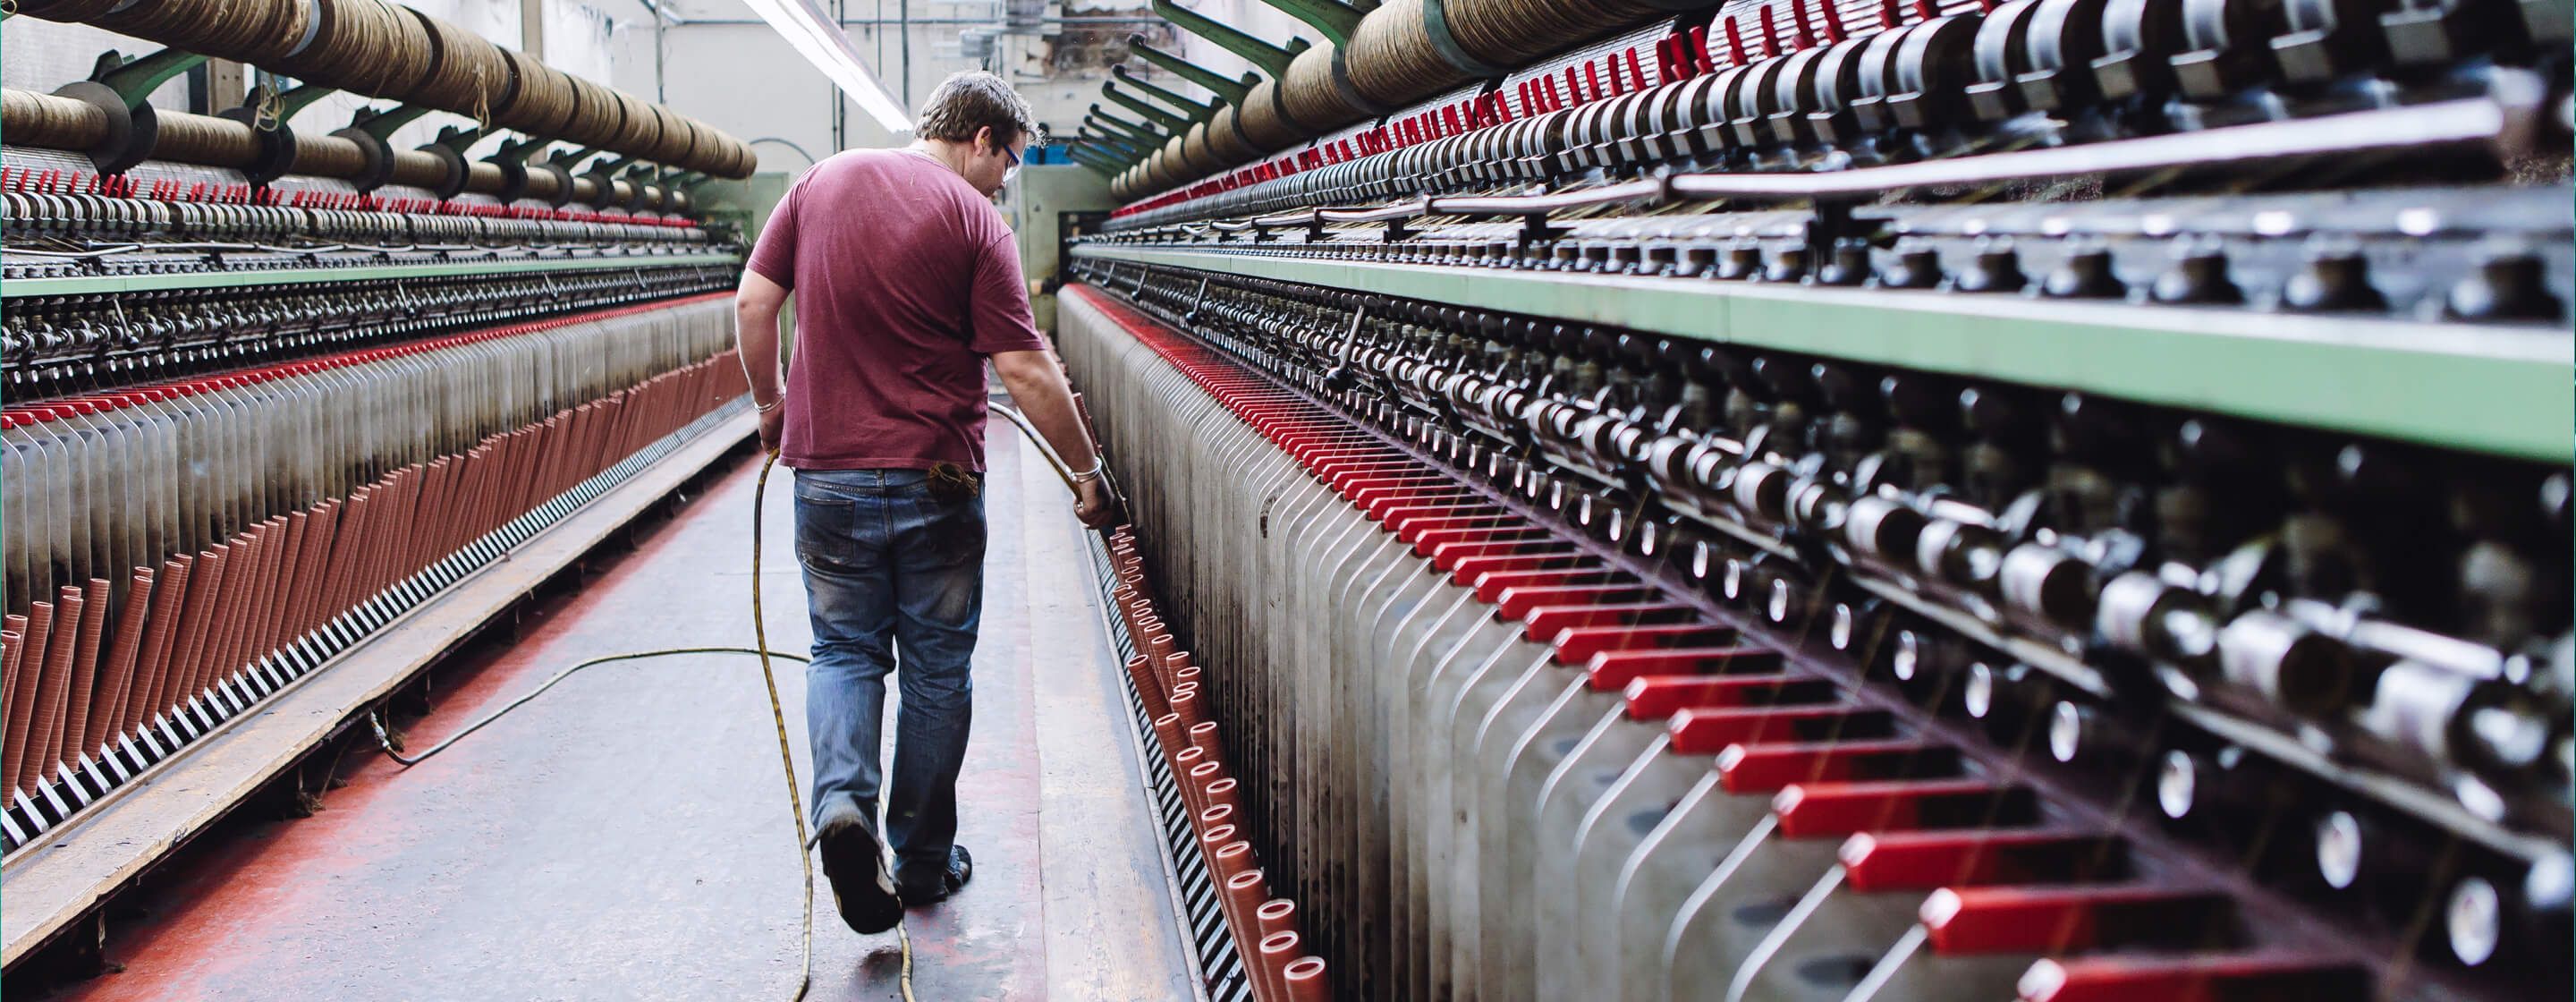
[738,0,913,136]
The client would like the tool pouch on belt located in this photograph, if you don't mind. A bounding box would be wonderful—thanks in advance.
[927,462,982,503]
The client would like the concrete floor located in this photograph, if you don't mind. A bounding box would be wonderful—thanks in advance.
[37,426,1197,1001]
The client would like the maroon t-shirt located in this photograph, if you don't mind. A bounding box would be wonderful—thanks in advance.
[746,148,1047,471]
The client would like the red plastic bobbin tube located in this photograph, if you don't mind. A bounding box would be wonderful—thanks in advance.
[1198,802,1235,838]
[1281,955,1330,1002]
[1223,869,1270,973]
[1201,776,1246,820]
[1199,823,1239,863]
[1127,656,1170,718]
[1186,760,1225,808]
[1255,898,1299,940]
[1209,839,1257,885]
[1187,720,1224,760]
[1174,745,1211,809]
[1256,930,1302,1001]
[1170,684,1206,727]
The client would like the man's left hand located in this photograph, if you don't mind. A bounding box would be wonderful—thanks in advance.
[1073,475,1123,529]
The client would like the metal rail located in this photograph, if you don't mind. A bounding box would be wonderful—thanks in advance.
[1067,245,2572,464]
[1157,93,2545,234]
[2,251,742,298]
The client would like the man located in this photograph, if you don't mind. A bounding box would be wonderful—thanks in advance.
[733,71,1119,936]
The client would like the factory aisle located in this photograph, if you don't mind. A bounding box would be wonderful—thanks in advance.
[38,425,1197,1001]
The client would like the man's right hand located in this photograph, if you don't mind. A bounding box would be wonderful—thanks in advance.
[1073,475,1123,529]
[758,404,785,454]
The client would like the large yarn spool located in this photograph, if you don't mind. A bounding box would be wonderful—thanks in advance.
[495,52,579,137]
[151,112,261,167]
[388,149,449,189]
[1163,133,1199,178]
[672,118,709,174]
[1444,0,1667,68]
[614,92,661,157]
[1345,0,1476,106]
[405,12,512,117]
[463,159,508,195]
[1237,80,1303,151]
[1206,104,1262,162]
[648,106,694,166]
[274,0,435,100]
[654,106,706,164]
[1279,44,1367,137]
[290,132,372,178]
[521,166,566,202]
[560,76,624,148]
[94,0,309,64]
[1180,123,1217,175]
[2,90,111,152]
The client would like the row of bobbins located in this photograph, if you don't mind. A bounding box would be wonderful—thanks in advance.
[1117,0,2571,208]
[1104,531,1332,1002]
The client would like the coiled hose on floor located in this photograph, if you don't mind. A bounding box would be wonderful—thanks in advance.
[364,403,1104,1002]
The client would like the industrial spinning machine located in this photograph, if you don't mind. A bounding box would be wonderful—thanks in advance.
[1058,0,2574,999]
[0,0,758,966]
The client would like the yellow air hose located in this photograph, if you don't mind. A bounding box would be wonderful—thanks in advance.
[366,402,1101,1000]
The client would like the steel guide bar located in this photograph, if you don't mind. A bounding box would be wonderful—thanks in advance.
[1069,246,2572,465]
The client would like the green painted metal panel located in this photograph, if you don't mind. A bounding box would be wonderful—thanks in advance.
[4,252,743,300]
[1074,245,2572,463]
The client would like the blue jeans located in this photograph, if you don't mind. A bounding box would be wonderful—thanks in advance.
[792,468,985,869]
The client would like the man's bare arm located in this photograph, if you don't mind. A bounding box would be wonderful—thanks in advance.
[734,272,790,451]
[990,348,1118,526]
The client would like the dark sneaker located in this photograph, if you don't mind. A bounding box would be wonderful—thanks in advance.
[895,845,973,905]
[816,803,902,934]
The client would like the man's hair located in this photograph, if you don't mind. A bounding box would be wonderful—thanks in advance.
[915,71,1043,149]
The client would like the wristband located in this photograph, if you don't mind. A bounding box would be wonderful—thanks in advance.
[753,395,784,413]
